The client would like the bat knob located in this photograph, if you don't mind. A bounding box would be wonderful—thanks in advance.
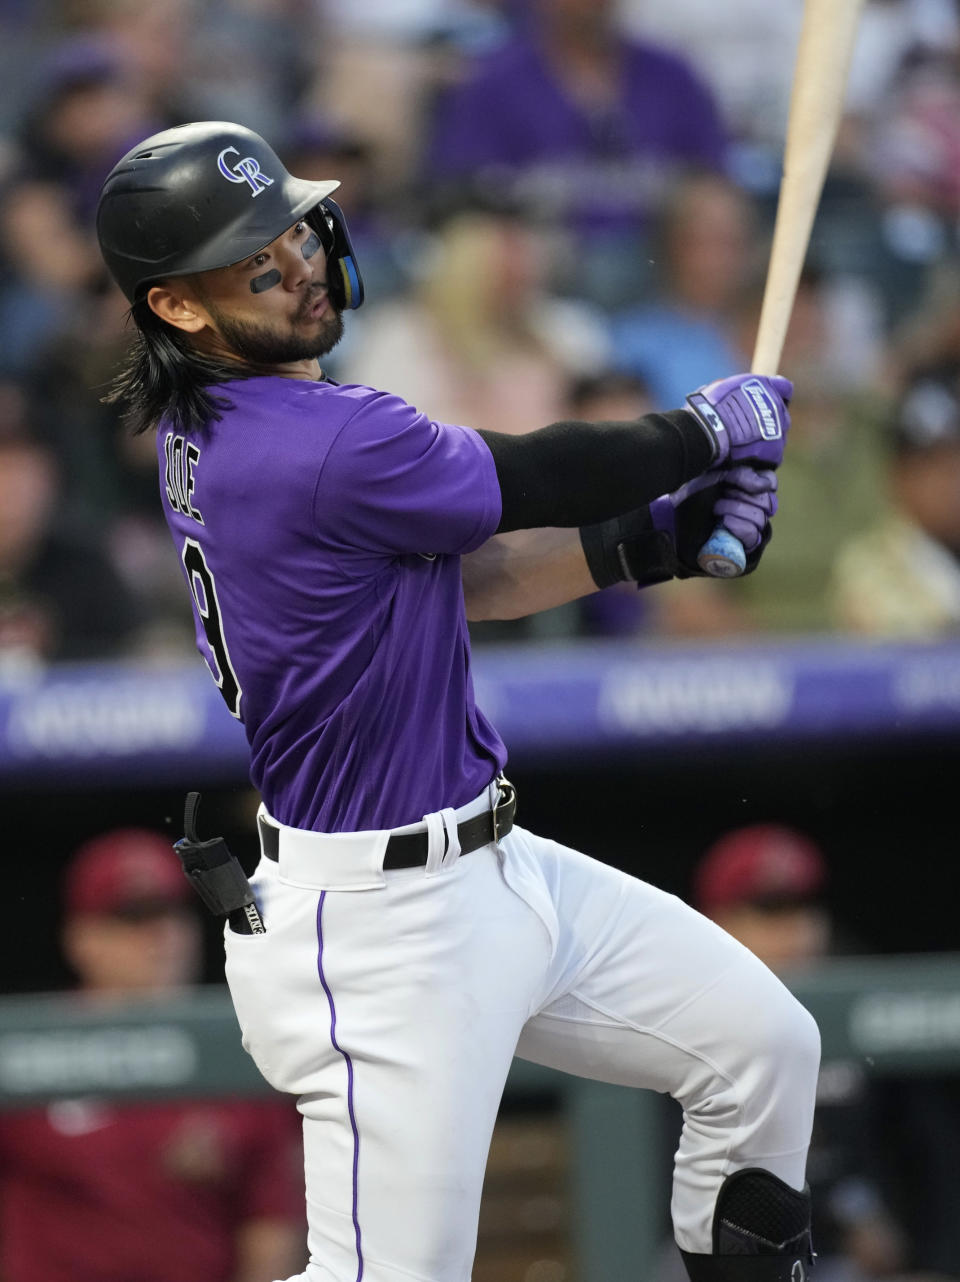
[698,525,748,578]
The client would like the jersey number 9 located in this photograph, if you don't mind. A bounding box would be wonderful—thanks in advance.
[181,538,243,719]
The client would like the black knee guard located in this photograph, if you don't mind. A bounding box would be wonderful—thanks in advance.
[679,1168,814,1281]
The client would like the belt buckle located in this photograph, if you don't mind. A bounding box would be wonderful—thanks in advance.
[491,776,515,843]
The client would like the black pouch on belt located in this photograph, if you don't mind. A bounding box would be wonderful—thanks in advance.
[173,792,266,935]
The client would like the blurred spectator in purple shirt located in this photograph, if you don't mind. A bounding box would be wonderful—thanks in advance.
[424,0,727,307]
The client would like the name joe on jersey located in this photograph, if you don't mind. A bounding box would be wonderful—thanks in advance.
[164,432,204,524]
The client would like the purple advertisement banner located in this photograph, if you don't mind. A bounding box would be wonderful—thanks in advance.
[1,638,959,786]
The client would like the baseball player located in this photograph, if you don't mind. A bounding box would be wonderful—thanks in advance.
[96,122,820,1282]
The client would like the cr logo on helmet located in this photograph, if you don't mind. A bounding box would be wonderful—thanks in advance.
[217,147,274,196]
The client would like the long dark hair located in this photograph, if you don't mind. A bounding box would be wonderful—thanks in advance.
[103,298,256,435]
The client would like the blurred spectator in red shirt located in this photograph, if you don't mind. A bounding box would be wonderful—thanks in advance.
[0,829,306,1282]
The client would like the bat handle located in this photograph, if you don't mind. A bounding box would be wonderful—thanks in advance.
[698,524,748,578]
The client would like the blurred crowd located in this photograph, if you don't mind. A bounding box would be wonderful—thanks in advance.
[3,0,960,670]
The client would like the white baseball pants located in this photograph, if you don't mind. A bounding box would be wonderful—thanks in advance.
[224,781,820,1282]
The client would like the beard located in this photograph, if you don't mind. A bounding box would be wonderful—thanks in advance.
[207,291,344,366]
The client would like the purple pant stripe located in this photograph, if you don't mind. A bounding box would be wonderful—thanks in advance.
[316,891,364,1281]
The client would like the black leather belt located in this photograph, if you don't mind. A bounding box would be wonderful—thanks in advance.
[260,777,517,870]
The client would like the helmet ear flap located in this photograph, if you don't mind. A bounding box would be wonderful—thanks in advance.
[310,197,364,312]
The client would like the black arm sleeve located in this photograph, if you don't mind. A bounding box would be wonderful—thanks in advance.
[477,410,715,534]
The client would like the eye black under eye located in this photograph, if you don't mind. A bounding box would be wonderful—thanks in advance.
[250,268,282,294]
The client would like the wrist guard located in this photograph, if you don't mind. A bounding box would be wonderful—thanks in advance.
[579,506,678,589]
[580,483,770,590]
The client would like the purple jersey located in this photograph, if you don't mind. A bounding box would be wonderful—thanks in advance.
[158,378,506,832]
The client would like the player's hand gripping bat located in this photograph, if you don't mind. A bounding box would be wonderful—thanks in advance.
[697,0,866,577]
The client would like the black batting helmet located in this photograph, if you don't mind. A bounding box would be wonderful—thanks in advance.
[96,121,364,311]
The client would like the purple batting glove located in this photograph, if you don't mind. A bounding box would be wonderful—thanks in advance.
[649,467,727,539]
[712,466,778,551]
[686,373,792,469]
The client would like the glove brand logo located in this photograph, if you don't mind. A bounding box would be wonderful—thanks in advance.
[744,379,782,440]
[791,1262,806,1282]
[217,147,275,196]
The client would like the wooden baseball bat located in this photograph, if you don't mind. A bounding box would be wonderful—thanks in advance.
[697,0,866,577]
